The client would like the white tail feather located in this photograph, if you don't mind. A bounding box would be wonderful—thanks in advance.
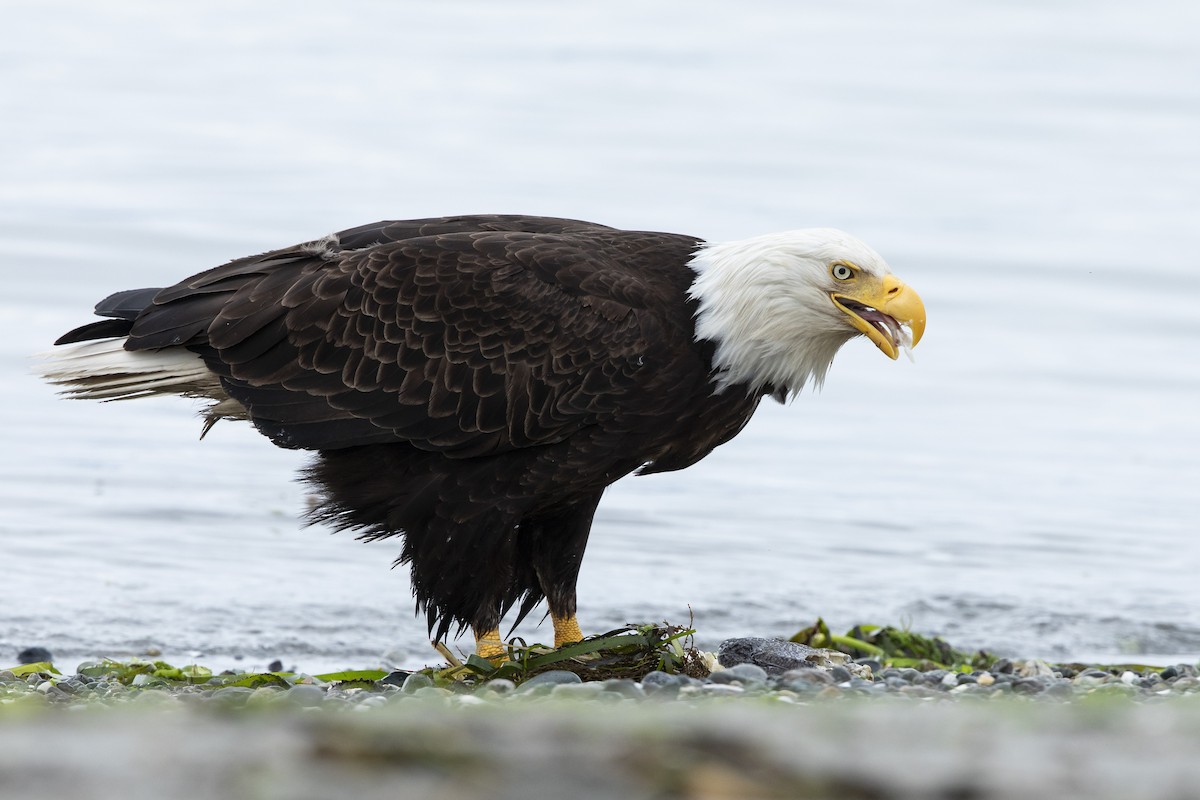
[37,338,224,403]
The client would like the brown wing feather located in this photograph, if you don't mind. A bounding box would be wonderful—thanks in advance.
[124,217,703,456]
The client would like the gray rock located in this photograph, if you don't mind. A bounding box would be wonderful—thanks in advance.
[17,647,53,665]
[477,678,516,695]
[829,666,853,684]
[640,672,682,698]
[779,668,834,686]
[640,671,681,688]
[285,684,327,707]
[1017,659,1057,678]
[400,672,434,694]
[551,682,605,699]
[132,689,177,706]
[518,670,582,692]
[717,663,769,686]
[1042,681,1075,699]
[717,637,846,675]
[1073,671,1110,687]
[1012,678,1046,695]
[209,687,255,706]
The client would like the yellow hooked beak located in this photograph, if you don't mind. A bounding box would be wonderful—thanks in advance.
[830,274,926,360]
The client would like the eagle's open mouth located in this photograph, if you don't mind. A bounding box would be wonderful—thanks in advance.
[831,295,915,361]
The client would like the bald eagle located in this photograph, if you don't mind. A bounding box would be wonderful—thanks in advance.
[42,215,925,657]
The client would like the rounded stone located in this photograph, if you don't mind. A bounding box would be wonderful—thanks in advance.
[551,682,605,699]
[519,670,583,690]
[132,690,177,706]
[780,668,834,686]
[641,671,682,689]
[828,666,852,684]
[17,647,54,665]
[478,678,516,695]
[1073,672,1109,687]
[246,687,283,707]
[210,686,256,706]
[285,684,327,707]
[709,664,767,686]
[1040,681,1074,699]
[726,663,770,685]
[401,672,435,694]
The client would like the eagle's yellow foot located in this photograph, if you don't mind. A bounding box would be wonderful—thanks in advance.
[474,628,507,662]
[474,615,582,662]
[552,613,583,647]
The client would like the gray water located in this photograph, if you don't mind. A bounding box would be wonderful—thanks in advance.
[2,1,1198,672]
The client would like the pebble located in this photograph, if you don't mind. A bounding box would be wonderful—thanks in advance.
[717,637,847,674]
[478,679,516,695]
[518,670,583,690]
[18,647,54,665]
[400,672,434,694]
[640,671,681,689]
[285,684,327,707]
[6,640,1200,709]
[780,668,834,686]
[709,663,768,686]
[552,682,606,699]
[828,666,853,684]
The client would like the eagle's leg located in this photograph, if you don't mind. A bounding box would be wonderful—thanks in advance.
[473,627,506,661]
[530,491,604,649]
[550,613,584,647]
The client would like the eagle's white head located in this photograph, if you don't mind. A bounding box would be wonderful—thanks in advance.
[687,228,926,401]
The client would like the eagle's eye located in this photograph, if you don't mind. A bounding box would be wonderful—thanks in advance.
[831,263,854,281]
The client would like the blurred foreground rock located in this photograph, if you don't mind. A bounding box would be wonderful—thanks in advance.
[4,701,1200,800]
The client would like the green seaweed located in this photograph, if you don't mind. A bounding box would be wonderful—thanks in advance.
[432,623,708,685]
[6,662,60,678]
[790,618,994,671]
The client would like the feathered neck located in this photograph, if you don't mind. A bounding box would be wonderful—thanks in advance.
[686,231,860,402]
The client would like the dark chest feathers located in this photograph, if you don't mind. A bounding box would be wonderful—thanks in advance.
[125,215,758,478]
